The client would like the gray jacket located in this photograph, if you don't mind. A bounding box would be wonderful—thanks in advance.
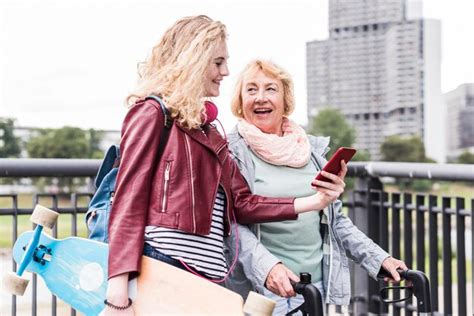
[224,128,390,306]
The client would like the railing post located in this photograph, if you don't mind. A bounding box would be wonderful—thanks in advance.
[455,197,466,315]
[392,193,401,316]
[428,195,439,311]
[403,193,414,316]
[442,197,453,315]
[349,176,383,315]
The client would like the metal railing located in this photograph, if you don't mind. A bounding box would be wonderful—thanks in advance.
[0,158,472,315]
[347,162,473,316]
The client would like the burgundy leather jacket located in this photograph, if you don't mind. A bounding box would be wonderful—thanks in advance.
[108,99,297,279]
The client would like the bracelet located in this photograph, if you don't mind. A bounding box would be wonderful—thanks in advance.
[104,298,133,310]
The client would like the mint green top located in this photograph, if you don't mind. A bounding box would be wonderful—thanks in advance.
[249,150,323,282]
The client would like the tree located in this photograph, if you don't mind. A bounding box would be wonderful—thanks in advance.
[352,149,370,162]
[380,135,434,192]
[380,135,434,162]
[308,108,356,157]
[87,129,105,159]
[0,118,21,158]
[25,126,104,193]
[26,127,90,158]
[457,151,474,164]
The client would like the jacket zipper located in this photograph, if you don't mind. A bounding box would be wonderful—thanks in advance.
[216,142,227,155]
[184,134,196,233]
[326,204,333,303]
[161,161,171,212]
[312,151,332,303]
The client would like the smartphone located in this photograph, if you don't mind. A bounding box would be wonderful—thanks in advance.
[315,147,357,182]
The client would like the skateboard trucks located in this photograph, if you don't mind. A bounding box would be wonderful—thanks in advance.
[286,272,324,316]
[2,205,59,296]
[378,268,432,314]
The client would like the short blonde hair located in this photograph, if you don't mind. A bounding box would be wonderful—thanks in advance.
[230,59,295,118]
[127,15,227,129]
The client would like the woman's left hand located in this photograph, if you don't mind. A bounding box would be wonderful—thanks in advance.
[310,160,347,207]
[294,161,347,214]
[381,257,408,283]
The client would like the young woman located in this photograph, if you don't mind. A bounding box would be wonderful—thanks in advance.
[103,17,344,315]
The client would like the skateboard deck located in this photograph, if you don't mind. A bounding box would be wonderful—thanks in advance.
[8,231,259,315]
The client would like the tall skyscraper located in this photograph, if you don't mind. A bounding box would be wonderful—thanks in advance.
[307,0,444,161]
[445,83,474,161]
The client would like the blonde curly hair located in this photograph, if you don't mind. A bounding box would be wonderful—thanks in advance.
[230,59,295,118]
[127,15,227,129]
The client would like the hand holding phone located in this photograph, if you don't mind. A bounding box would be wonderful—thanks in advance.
[314,147,356,182]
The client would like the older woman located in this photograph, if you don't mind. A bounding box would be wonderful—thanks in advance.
[224,60,407,314]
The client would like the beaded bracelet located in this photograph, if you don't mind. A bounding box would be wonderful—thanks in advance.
[104,298,133,310]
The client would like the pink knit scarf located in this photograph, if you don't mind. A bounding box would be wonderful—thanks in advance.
[237,118,311,168]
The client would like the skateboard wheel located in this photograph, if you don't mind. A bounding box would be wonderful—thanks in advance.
[2,272,29,296]
[243,291,276,316]
[31,204,59,229]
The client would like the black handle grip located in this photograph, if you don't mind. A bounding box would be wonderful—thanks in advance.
[378,268,432,313]
[286,273,324,316]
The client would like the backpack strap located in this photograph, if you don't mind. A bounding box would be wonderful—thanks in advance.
[95,145,120,188]
[145,95,172,129]
[145,94,172,160]
[95,95,172,188]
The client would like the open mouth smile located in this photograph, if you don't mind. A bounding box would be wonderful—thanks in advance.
[254,108,273,114]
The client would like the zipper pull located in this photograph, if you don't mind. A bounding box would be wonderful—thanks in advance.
[164,163,171,180]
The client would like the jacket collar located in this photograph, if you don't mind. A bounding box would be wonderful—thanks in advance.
[176,123,227,155]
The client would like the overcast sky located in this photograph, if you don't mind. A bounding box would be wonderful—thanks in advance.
[0,0,473,131]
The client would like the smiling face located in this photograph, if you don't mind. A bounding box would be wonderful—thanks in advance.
[203,40,229,97]
[241,70,286,135]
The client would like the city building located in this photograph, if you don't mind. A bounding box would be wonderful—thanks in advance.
[307,0,444,161]
[445,83,474,161]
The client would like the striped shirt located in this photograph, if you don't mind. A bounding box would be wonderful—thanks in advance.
[144,187,227,279]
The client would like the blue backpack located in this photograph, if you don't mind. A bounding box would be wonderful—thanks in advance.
[85,95,172,242]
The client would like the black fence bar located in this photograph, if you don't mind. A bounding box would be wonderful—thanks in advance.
[11,195,18,316]
[350,161,474,181]
[442,197,453,315]
[51,196,58,316]
[70,194,81,316]
[379,191,389,314]
[0,158,99,177]
[391,193,401,316]
[428,195,439,311]
[403,193,414,316]
[2,159,474,181]
[368,188,382,314]
[416,195,426,272]
[456,197,467,316]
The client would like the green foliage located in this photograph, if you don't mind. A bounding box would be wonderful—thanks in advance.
[381,135,436,191]
[308,108,356,156]
[87,129,105,159]
[352,149,370,162]
[26,127,102,159]
[457,151,474,164]
[380,135,434,162]
[0,118,21,158]
[400,179,432,192]
[25,127,104,193]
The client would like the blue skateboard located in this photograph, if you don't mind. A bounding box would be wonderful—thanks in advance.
[2,205,108,315]
[2,205,275,315]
